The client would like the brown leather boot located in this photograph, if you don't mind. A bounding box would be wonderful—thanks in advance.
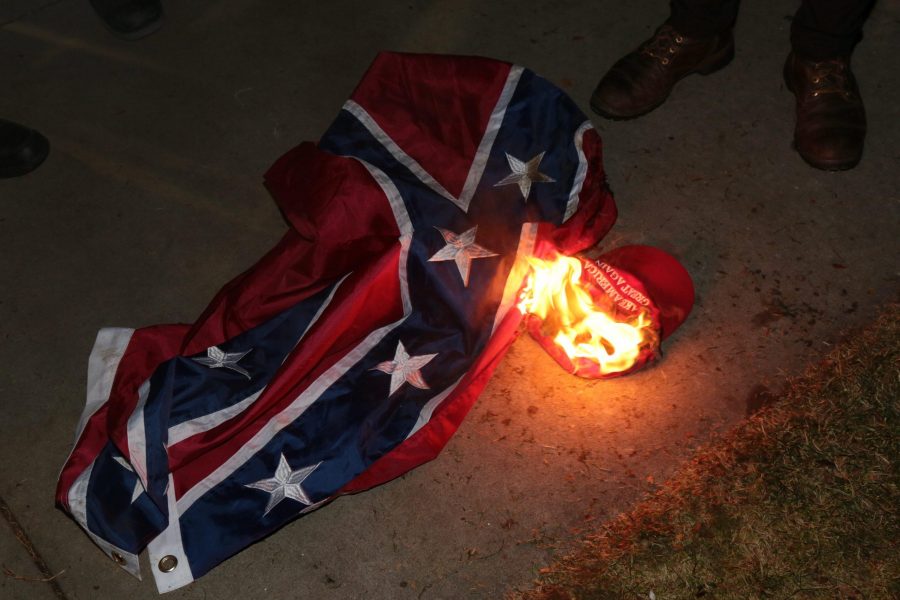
[783,53,866,171]
[590,23,734,120]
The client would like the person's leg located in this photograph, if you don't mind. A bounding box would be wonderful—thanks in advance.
[590,1,739,120]
[0,120,49,179]
[783,0,875,170]
[790,0,875,61]
[669,0,740,38]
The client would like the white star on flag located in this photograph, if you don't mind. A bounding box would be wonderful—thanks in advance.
[372,340,437,396]
[113,456,144,504]
[494,151,555,200]
[192,346,252,379]
[428,226,498,287]
[245,453,321,516]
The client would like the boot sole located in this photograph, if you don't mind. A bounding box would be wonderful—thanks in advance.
[98,13,164,41]
[793,142,861,171]
[0,134,50,179]
[0,152,49,178]
[590,40,735,121]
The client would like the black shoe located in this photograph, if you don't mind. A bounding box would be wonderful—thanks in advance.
[590,23,734,120]
[0,120,50,179]
[90,0,163,40]
[783,53,866,171]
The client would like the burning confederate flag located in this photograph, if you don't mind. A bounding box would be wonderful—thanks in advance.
[55,51,675,592]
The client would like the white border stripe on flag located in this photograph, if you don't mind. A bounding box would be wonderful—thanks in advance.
[457,65,524,210]
[564,121,593,223]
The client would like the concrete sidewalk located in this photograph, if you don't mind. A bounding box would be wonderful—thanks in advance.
[1,0,897,598]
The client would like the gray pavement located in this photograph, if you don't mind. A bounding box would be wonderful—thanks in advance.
[1,0,898,598]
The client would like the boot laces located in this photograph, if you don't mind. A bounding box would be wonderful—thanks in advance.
[809,59,854,97]
[640,25,684,64]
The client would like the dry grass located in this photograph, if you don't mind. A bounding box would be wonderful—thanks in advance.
[518,305,900,600]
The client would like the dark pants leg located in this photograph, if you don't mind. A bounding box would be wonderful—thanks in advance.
[668,0,875,56]
[791,0,876,60]
[668,0,740,38]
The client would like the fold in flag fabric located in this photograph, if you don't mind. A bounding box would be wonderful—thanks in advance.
[56,52,618,592]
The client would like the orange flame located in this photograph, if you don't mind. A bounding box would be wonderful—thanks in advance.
[517,254,656,375]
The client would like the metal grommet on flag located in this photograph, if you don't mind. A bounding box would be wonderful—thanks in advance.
[158,556,178,573]
[111,552,126,565]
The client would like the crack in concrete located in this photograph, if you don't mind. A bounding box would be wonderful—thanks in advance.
[0,493,69,600]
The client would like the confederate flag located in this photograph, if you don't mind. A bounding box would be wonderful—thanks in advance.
[56,51,617,592]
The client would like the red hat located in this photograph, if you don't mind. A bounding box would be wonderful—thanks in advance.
[524,245,694,378]
[591,245,695,340]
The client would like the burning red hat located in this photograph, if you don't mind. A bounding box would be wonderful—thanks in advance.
[523,245,694,378]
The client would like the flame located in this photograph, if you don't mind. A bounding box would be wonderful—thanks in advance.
[517,253,655,375]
